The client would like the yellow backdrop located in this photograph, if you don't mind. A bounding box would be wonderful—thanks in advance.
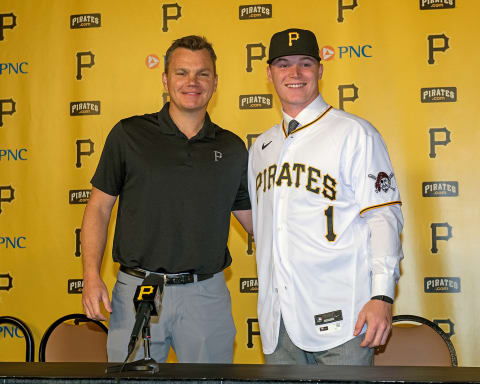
[1,0,479,366]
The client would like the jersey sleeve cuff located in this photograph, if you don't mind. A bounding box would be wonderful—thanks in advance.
[360,201,402,217]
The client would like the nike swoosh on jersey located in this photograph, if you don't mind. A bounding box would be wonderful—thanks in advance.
[262,141,272,150]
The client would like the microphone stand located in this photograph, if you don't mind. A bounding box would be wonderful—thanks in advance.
[106,321,160,374]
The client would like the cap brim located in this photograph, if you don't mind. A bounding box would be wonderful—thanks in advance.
[267,54,321,64]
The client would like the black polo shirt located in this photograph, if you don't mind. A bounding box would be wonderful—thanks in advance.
[91,103,251,274]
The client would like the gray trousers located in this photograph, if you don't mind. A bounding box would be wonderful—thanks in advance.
[265,317,373,365]
[107,270,236,363]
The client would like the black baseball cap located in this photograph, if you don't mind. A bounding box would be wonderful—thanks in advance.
[267,28,321,64]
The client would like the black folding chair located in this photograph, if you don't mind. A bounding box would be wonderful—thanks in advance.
[0,316,35,362]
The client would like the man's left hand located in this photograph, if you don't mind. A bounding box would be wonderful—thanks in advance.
[354,299,392,348]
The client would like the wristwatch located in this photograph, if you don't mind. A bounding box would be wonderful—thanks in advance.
[371,295,393,304]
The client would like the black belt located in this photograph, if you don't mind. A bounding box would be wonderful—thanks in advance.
[120,265,213,284]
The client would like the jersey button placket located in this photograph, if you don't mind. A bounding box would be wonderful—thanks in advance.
[273,142,288,261]
[275,140,294,291]
[279,140,294,260]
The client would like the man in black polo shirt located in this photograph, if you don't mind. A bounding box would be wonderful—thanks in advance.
[80,35,252,363]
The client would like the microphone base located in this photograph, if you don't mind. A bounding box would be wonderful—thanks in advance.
[106,358,160,374]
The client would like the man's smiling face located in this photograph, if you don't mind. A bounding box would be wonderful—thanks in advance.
[267,55,323,117]
[162,48,218,114]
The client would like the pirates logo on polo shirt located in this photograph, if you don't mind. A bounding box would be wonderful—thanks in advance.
[214,150,223,162]
[368,172,396,193]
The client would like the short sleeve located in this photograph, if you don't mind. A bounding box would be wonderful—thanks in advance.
[91,121,126,196]
[231,143,252,211]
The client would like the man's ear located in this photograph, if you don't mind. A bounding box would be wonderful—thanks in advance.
[267,65,273,83]
[162,72,168,91]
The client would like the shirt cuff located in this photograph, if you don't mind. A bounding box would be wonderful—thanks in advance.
[371,273,396,300]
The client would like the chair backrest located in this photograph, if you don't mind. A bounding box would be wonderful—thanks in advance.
[374,314,457,366]
[39,313,108,362]
[0,316,35,362]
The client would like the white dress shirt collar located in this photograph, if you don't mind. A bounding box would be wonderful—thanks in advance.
[282,93,330,129]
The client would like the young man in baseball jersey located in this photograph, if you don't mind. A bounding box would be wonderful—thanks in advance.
[248,28,404,365]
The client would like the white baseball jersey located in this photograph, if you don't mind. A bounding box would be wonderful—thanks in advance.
[248,95,403,354]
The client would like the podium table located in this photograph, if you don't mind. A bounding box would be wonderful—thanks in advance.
[1,362,480,383]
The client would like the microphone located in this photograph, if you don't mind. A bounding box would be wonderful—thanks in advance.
[127,273,163,357]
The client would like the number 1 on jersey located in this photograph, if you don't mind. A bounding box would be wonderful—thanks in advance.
[324,205,337,242]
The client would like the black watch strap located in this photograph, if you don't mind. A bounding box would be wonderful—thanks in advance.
[371,295,393,304]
